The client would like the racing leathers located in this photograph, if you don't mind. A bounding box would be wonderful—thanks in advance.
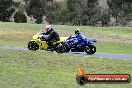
[73,33,87,48]
[43,28,59,50]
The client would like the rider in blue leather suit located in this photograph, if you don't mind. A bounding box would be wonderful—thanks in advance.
[73,29,88,48]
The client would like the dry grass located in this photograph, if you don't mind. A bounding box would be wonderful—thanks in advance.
[54,26,132,43]
[1,29,132,44]
[87,32,132,43]
[0,30,35,41]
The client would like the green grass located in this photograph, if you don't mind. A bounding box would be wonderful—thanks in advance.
[95,42,132,54]
[0,49,132,88]
[0,22,132,54]
[0,22,43,31]
[87,27,132,36]
[0,22,131,88]
[0,40,27,47]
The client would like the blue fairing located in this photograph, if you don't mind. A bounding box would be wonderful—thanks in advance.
[87,39,96,45]
[67,38,77,46]
[65,36,96,49]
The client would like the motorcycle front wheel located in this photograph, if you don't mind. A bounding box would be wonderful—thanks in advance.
[28,41,39,51]
[85,45,96,54]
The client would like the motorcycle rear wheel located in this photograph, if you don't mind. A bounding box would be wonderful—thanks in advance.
[55,45,65,53]
[64,46,70,53]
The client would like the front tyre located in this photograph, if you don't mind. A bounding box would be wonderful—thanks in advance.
[64,45,70,53]
[28,41,39,51]
[85,45,96,54]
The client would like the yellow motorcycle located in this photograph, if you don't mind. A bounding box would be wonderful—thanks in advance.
[28,31,68,52]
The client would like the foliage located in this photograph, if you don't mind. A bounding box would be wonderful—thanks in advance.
[99,9,110,27]
[66,0,99,26]
[13,10,27,23]
[0,0,131,26]
[107,0,132,24]
[26,0,45,23]
[0,0,15,22]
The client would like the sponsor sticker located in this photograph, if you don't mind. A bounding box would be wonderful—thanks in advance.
[76,66,131,85]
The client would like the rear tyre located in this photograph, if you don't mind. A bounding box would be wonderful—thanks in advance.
[64,46,70,53]
[85,45,96,54]
[28,41,39,51]
[55,45,65,53]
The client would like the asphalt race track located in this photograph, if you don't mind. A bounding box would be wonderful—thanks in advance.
[0,46,132,60]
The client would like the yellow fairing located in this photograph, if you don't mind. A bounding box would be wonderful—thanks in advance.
[32,33,68,50]
[39,41,49,50]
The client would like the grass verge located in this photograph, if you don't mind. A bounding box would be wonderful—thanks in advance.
[0,49,132,88]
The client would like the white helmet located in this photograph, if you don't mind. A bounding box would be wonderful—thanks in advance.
[75,28,80,35]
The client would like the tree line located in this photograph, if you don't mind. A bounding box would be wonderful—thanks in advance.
[0,0,131,26]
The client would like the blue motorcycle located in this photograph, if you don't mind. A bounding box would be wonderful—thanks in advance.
[58,36,96,54]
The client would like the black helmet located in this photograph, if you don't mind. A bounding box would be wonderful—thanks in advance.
[75,29,80,35]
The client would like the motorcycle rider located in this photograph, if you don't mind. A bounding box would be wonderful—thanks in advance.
[73,29,88,48]
[42,25,60,51]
